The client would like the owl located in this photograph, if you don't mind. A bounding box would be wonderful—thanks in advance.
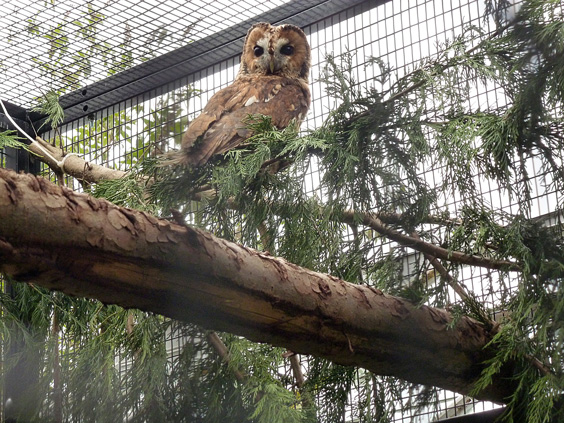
[169,22,311,167]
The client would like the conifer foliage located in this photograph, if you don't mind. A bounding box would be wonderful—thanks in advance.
[0,1,563,422]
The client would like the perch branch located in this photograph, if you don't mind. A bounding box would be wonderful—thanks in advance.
[0,168,519,402]
[28,136,127,183]
[341,211,521,272]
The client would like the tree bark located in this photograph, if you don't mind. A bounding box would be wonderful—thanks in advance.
[0,168,514,403]
[28,136,127,183]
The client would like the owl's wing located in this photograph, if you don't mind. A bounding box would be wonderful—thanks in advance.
[179,76,310,167]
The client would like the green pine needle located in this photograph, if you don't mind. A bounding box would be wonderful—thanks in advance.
[32,90,65,130]
[0,130,32,152]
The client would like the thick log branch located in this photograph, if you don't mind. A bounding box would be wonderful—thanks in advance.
[13,127,514,274]
[0,168,514,403]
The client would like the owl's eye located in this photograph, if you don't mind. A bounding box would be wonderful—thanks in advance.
[253,46,264,57]
[280,45,294,56]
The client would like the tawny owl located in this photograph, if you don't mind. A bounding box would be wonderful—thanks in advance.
[170,22,311,167]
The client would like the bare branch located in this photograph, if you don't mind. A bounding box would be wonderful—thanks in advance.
[341,211,522,272]
[29,136,127,183]
[206,332,246,383]
[0,168,515,403]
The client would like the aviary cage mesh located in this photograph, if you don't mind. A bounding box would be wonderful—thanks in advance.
[1,0,562,421]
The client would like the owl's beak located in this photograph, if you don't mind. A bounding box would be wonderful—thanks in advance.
[269,57,275,74]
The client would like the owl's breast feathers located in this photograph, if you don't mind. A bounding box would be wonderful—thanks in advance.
[178,75,310,167]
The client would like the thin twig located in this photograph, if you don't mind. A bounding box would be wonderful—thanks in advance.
[341,211,522,272]
[0,98,61,166]
[409,231,470,301]
[409,231,495,329]
[524,353,553,377]
[206,332,246,382]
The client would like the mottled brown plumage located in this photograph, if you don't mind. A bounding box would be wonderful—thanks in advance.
[170,22,311,167]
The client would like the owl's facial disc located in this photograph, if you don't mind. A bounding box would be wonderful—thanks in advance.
[252,37,271,73]
[252,35,294,75]
[270,37,292,74]
[239,23,309,80]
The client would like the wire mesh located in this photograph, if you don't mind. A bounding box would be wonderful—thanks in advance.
[0,0,293,109]
[2,0,562,421]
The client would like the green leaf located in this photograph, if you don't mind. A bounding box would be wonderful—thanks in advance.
[0,131,32,152]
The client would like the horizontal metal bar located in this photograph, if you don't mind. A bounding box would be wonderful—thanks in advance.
[33,0,388,131]
[0,99,36,130]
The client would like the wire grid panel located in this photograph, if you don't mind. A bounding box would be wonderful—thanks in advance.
[33,0,559,421]
[0,0,293,109]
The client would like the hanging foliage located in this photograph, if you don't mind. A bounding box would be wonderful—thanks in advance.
[1,1,563,422]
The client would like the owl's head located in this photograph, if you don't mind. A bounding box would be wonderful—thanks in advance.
[238,22,311,82]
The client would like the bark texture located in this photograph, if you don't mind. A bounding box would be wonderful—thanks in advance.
[0,168,513,403]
